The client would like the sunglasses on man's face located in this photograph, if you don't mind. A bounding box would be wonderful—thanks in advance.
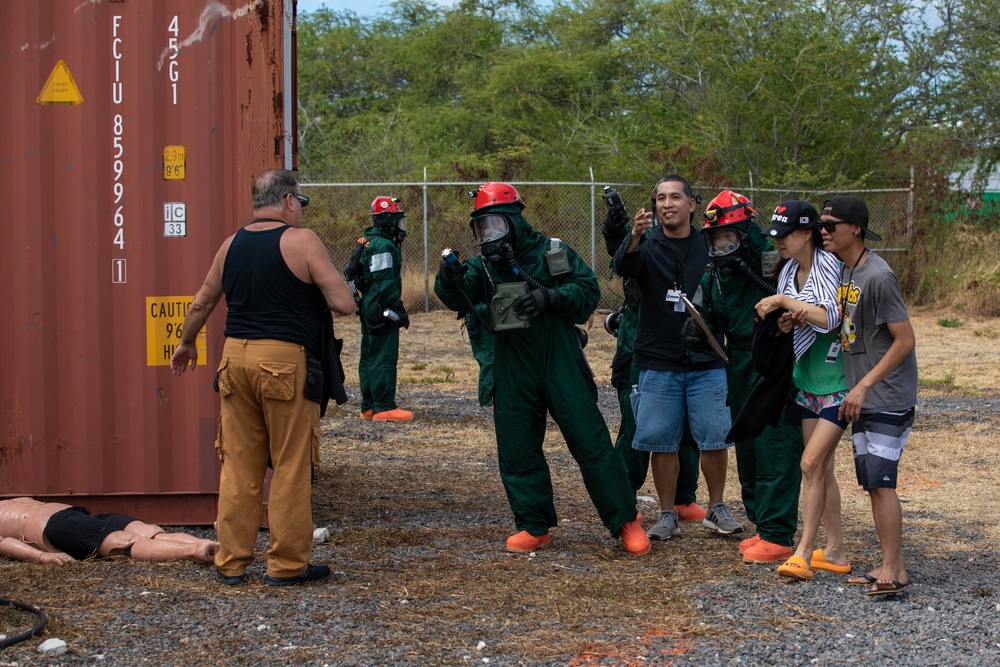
[819,219,847,233]
[288,192,309,208]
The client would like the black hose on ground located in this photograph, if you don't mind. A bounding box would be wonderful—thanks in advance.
[0,597,48,648]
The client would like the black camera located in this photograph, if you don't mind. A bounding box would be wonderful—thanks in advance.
[602,186,624,211]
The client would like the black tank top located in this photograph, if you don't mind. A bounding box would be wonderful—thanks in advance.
[222,226,324,354]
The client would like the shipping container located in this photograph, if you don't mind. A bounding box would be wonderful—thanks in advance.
[0,0,298,524]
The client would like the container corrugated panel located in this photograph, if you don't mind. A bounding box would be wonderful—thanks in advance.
[0,0,296,524]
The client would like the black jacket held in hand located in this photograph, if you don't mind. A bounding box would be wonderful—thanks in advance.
[726,310,794,443]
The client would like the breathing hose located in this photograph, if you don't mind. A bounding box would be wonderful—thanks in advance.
[0,597,48,648]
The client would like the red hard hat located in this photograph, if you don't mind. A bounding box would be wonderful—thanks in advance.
[371,196,403,216]
[471,182,524,214]
[704,190,756,228]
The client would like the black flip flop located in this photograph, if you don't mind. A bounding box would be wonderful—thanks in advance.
[865,579,909,596]
[846,574,877,586]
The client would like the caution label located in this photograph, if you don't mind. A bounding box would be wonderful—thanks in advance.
[146,296,207,366]
[37,60,84,105]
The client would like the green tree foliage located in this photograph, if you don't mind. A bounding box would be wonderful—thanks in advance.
[297,0,970,189]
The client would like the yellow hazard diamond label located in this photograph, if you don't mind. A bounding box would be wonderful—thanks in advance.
[37,60,84,105]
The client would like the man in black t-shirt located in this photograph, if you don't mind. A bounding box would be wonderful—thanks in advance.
[613,175,744,543]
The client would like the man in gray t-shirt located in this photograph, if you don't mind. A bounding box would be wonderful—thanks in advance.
[821,196,917,598]
[839,254,918,410]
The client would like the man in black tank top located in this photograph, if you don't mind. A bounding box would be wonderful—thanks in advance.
[170,169,355,587]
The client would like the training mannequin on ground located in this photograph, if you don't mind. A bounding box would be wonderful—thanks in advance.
[0,497,219,565]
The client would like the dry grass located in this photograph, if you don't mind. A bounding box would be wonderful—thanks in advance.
[2,308,999,664]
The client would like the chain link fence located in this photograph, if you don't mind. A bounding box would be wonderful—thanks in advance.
[300,180,913,313]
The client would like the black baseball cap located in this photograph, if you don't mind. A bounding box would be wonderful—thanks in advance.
[760,200,819,239]
[821,196,881,241]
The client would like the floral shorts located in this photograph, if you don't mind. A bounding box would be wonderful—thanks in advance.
[793,389,849,428]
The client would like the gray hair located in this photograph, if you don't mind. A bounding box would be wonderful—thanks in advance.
[252,169,299,210]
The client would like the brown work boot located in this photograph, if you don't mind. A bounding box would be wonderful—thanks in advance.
[360,409,373,420]
[373,408,413,421]
[674,502,707,522]
[505,530,551,553]
[620,515,651,556]
[743,539,793,564]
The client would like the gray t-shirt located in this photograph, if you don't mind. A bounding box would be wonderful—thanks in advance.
[839,252,918,412]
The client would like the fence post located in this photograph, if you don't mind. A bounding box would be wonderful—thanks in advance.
[423,167,429,313]
[908,165,915,240]
[589,166,596,270]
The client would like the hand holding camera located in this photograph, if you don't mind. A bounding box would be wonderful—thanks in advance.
[602,187,629,231]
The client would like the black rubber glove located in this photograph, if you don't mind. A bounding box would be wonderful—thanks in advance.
[512,287,559,318]
[366,311,391,336]
[395,307,410,330]
[603,206,628,234]
[681,316,707,347]
[464,311,483,341]
[438,251,467,286]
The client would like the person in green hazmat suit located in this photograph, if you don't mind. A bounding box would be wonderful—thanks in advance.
[685,190,805,563]
[601,189,706,521]
[434,182,650,557]
[357,196,413,422]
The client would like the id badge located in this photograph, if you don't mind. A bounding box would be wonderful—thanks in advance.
[825,340,842,363]
[666,289,686,312]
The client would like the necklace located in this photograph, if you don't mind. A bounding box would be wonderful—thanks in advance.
[839,247,868,347]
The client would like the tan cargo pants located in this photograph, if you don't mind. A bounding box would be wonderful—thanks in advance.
[214,338,319,578]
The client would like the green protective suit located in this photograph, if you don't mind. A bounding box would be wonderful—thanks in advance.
[603,222,701,499]
[464,304,495,407]
[358,225,405,413]
[690,219,804,547]
[435,206,637,538]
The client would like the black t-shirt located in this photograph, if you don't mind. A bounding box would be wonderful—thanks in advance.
[612,224,724,372]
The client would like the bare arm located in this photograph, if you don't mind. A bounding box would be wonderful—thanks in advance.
[170,239,229,376]
[0,536,74,564]
[626,209,654,253]
[302,230,356,315]
[838,319,916,422]
[756,294,831,329]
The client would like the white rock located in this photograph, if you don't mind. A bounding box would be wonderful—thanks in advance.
[636,495,656,504]
[313,527,331,543]
[476,641,486,651]
[257,624,267,631]
[38,638,68,655]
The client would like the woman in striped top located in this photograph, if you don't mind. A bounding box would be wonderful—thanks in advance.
[754,200,851,581]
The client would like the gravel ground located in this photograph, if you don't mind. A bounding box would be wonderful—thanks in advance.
[2,389,998,666]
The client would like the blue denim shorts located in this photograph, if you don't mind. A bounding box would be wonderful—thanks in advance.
[631,368,732,453]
